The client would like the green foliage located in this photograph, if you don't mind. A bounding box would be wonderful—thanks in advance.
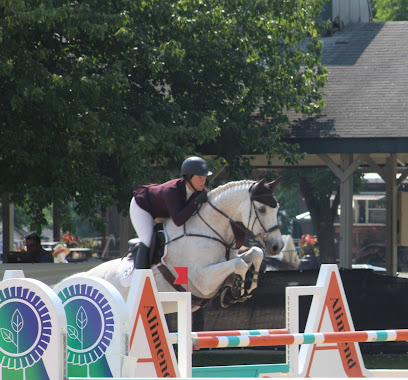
[275,185,300,234]
[0,205,32,231]
[0,0,328,231]
[372,0,408,21]
[281,167,363,209]
[280,167,364,262]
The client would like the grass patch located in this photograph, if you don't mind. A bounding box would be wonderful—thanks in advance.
[363,354,408,369]
[193,350,284,367]
[192,350,408,369]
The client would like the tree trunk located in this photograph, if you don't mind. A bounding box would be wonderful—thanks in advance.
[299,178,340,264]
[101,208,110,258]
[2,193,11,263]
[53,202,61,242]
[311,208,337,263]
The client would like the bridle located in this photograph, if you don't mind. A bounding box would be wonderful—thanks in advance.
[247,195,281,248]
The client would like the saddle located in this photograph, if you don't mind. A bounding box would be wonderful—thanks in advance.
[127,223,166,266]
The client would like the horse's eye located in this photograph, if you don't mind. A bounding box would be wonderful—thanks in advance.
[258,206,266,214]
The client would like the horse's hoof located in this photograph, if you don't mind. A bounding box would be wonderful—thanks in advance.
[237,293,253,303]
[220,287,239,308]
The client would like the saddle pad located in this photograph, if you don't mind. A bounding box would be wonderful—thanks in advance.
[159,227,169,265]
[119,259,134,287]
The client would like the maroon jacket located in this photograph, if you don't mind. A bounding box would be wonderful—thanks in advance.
[133,178,204,226]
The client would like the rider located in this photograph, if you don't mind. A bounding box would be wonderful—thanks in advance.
[130,156,212,269]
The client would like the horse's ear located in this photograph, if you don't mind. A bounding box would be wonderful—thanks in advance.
[251,178,266,195]
[267,176,282,192]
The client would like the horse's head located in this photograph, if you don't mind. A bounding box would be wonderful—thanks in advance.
[248,177,284,256]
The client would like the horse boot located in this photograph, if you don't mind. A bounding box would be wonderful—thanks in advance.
[135,242,151,269]
[220,275,244,308]
[237,265,257,302]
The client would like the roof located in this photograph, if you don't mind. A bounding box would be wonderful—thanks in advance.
[287,22,408,155]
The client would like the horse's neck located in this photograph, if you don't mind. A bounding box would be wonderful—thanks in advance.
[202,181,253,228]
[163,181,253,249]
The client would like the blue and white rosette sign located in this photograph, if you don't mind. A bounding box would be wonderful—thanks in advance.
[54,276,129,378]
[0,277,67,380]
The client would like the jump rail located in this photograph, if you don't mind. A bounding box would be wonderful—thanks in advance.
[192,329,408,349]
[168,329,287,344]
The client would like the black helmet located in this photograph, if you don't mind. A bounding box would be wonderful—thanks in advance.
[181,156,212,179]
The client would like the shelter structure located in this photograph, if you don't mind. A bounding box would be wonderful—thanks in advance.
[247,22,408,276]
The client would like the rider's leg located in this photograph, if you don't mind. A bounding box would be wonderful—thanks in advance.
[135,242,151,269]
[129,198,154,269]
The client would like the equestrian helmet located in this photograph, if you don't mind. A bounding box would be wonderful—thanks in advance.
[181,157,212,179]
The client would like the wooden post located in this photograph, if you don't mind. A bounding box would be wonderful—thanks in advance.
[339,154,354,269]
[385,154,398,276]
[319,153,358,268]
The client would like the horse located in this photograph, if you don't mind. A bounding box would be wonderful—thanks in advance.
[66,178,284,312]
[261,235,300,271]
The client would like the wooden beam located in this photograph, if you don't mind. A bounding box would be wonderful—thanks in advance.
[318,154,344,179]
[397,167,408,187]
[361,154,386,180]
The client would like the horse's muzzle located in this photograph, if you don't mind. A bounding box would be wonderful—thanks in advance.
[264,238,284,256]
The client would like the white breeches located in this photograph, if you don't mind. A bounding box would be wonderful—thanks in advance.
[129,197,154,247]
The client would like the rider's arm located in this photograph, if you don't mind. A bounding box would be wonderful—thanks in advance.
[165,188,199,226]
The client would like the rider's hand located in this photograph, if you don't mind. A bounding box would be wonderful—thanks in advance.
[194,191,208,204]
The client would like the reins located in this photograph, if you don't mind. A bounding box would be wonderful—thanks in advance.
[165,202,236,259]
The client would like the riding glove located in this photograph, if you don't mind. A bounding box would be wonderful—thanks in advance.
[194,191,208,204]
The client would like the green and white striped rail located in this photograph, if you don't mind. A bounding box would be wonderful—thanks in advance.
[168,328,287,344]
[190,329,408,349]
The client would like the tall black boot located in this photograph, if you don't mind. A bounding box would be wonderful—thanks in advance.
[135,242,150,269]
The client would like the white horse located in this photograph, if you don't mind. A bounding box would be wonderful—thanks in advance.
[279,235,300,268]
[68,178,284,311]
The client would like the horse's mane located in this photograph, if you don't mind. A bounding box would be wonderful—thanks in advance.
[208,180,255,202]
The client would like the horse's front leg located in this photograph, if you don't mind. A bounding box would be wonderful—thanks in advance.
[231,246,264,296]
[189,258,249,299]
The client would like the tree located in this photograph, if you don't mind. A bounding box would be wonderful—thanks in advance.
[281,168,363,264]
[0,0,328,233]
[372,0,408,21]
[0,0,137,232]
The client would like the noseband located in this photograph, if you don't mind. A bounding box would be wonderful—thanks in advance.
[246,197,281,249]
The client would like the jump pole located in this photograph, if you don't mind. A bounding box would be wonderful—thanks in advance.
[191,329,408,349]
[183,264,388,378]
[168,329,288,344]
